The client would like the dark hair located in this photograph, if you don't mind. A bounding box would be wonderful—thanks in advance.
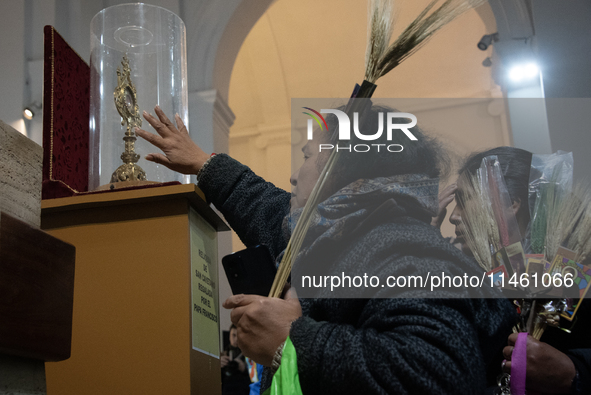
[459,146,533,223]
[317,102,449,193]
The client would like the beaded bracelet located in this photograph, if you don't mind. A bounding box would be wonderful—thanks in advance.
[270,341,286,373]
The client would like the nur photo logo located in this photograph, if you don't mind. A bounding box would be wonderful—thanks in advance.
[302,107,418,153]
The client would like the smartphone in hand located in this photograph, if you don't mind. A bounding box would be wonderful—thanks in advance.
[222,245,277,296]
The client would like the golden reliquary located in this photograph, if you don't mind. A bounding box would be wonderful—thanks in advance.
[110,55,148,186]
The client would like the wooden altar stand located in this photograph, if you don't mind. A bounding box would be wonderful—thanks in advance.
[41,184,229,395]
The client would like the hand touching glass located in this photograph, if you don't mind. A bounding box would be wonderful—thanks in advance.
[135,106,210,175]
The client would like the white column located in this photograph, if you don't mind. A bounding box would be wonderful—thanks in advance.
[188,90,234,157]
[505,81,552,155]
[0,0,26,134]
[488,0,552,154]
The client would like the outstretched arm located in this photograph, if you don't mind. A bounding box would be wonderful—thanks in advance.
[136,106,291,257]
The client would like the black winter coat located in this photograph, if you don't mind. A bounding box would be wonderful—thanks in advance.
[199,154,516,394]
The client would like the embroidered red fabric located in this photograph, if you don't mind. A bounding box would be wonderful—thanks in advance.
[42,26,90,199]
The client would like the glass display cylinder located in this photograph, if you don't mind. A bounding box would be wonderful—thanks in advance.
[89,3,189,190]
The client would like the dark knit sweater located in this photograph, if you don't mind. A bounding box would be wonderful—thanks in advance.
[199,154,516,394]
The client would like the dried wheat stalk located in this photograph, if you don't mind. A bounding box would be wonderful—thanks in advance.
[456,172,500,271]
[370,0,486,83]
[364,0,396,83]
[553,184,591,263]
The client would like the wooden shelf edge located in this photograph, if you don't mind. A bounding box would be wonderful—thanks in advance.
[41,183,230,232]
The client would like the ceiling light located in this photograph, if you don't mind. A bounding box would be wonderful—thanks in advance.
[23,102,42,120]
[23,108,34,120]
[509,63,539,82]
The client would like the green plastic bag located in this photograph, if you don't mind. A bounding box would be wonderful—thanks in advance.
[262,337,303,395]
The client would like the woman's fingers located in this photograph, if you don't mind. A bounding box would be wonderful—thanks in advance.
[230,305,249,327]
[441,192,455,206]
[502,345,514,360]
[502,360,511,373]
[223,294,258,309]
[439,183,457,203]
[154,105,175,128]
[507,332,518,346]
[137,106,210,175]
[500,334,516,373]
[143,109,174,137]
[175,113,189,134]
[431,183,457,228]
[135,127,163,148]
[145,153,172,166]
